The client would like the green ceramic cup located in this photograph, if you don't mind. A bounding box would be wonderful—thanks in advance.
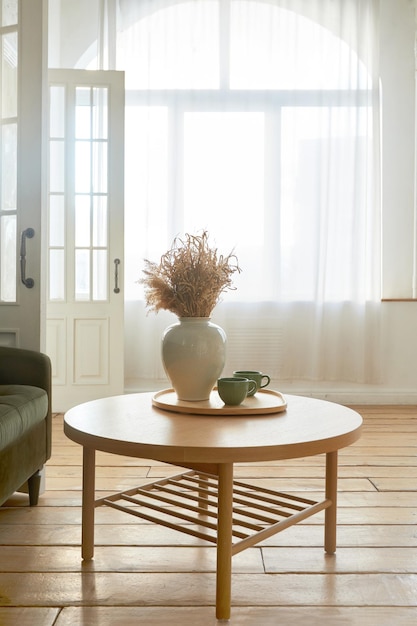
[217,377,257,406]
[232,370,271,396]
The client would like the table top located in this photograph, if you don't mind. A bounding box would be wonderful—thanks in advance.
[64,391,362,464]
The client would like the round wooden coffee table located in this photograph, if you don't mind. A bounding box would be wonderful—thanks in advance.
[64,391,362,620]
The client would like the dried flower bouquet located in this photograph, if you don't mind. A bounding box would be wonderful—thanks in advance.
[141,231,240,317]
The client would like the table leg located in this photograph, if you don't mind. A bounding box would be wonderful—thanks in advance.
[325,450,338,554]
[216,463,234,620]
[82,446,96,560]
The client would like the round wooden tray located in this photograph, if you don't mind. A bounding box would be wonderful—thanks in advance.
[152,387,287,416]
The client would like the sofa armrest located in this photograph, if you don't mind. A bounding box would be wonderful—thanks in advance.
[0,346,51,394]
[0,346,52,455]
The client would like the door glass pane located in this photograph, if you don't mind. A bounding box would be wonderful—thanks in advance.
[75,141,91,192]
[1,31,17,117]
[76,87,91,139]
[75,195,91,247]
[50,85,65,138]
[1,0,18,27]
[93,249,107,300]
[49,139,65,193]
[75,248,90,300]
[92,87,107,139]
[0,4,17,306]
[49,195,65,247]
[93,196,107,247]
[1,122,17,208]
[92,141,107,193]
[0,213,16,301]
[49,249,64,300]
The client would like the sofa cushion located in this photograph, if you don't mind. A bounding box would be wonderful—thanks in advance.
[0,385,48,450]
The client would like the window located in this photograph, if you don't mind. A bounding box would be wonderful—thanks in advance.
[122,0,379,309]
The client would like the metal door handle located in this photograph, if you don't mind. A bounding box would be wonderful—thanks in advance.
[113,258,120,293]
[20,228,35,288]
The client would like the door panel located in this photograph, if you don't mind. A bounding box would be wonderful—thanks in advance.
[47,69,124,411]
[73,317,109,384]
[0,0,44,350]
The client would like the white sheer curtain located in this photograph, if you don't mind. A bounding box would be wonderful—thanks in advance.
[115,0,381,386]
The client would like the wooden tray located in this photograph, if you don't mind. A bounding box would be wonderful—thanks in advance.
[152,388,287,416]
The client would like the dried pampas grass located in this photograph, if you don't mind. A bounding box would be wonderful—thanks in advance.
[141,231,241,317]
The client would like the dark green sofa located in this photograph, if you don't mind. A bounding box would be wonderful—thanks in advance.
[0,346,52,506]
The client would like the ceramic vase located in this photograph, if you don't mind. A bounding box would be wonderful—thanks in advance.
[161,317,227,401]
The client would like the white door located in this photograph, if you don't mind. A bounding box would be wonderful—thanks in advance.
[0,0,45,350]
[46,69,124,411]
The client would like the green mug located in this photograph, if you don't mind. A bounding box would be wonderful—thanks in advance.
[232,370,271,396]
[217,377,257,406]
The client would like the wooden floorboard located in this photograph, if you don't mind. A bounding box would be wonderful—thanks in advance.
[1,406,417,625]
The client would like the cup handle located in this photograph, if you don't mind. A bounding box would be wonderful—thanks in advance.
[260,375,271,388]
[247,380,257,396]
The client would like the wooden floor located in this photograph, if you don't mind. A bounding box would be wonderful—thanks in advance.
[1,406,417,625]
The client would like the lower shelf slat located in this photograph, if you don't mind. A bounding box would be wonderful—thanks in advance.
[96,470,332,552]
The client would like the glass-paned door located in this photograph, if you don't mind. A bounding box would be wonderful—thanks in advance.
[0,0,44,349]
[47,69,124,411]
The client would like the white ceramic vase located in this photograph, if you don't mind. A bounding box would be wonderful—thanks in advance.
[161,317,227,401]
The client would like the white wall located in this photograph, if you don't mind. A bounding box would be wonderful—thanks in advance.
[381,0,416,298]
